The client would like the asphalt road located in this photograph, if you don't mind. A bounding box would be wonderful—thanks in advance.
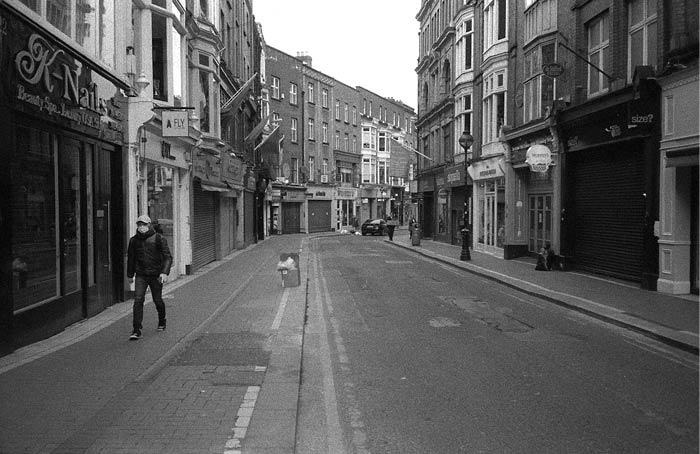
[297,235,699,454]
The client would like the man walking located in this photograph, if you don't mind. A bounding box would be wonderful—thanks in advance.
[127,215,172,340]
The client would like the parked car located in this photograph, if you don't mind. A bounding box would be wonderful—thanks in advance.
[361,219,387,236]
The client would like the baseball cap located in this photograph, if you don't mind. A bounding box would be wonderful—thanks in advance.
[136,214,152,224]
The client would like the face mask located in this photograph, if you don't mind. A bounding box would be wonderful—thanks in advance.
[137,225,149,234]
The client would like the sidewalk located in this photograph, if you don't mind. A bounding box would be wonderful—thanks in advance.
[0,235,309,454]
[387,227,699,355]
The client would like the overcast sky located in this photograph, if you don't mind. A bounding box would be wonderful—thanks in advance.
[253,0,421,110]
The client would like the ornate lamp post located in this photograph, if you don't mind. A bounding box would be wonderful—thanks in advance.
[458,131,474,261]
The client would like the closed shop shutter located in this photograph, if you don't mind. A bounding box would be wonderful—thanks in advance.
[570,147,645,281]
[192,181,217,271]
[308,200,332,233]
[282,203,301,233]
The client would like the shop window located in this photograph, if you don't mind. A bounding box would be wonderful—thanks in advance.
[10,126,88,309]
[147,163,175,248]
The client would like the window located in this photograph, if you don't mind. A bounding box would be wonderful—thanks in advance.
[322,88,329,108]
[335,131,340,149]
[523,42,556,122]
[322,122,328,143]
[335,100,340,120]
[464,19,473,70]
[628,0,657,80]
[290,83,298,104]
[353,135,357,152]
[322,159,329,177]
[18,0,117,67]
[308,156,315,181]
[379,160,387,184]
[587,12,610,97]
[378,132,387,152]
[482,71,506,143]
[484,0,507,48]
[369,101,373,117]
[457,94,473,142]
[344,103,349,122]
[362,127,376,150]
[291,157,298,184]
[344,133,349,151]
[362,157,377,183]
[308,118,315,140]
[307,82,315,103]
[291,118,298,142]
[524,0,557,43]
[352,106,357,125]
[271,76,280,99]
[199,70,210,132]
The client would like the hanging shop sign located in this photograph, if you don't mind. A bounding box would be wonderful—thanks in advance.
[525,144,553,172]
[162,110,189,137]
[542,62,565,78]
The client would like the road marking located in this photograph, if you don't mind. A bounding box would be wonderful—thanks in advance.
[223,385,260,454]
[270,287,290,330]
[312,253,347,454]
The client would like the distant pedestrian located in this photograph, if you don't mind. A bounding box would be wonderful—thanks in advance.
[127,215,172,340]
[408,217,416,239]
[386,216,396,241]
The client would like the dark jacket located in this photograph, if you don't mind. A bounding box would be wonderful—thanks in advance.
[127,227,172,278]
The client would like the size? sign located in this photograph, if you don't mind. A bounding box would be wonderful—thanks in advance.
[162,110,189,137]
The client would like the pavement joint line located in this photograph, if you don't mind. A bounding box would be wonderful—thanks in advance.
[387,240,699,355]
[135,259,268,383]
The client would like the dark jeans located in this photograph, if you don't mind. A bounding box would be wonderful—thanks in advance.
[133,274,166,331]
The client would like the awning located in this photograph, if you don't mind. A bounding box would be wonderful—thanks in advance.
[196,178,229,192]
[244,114,270,145]
[201,183,230,192]
[665,148,699,167]
[221,73,257,117]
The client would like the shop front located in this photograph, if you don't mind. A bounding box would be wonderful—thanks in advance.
[191,151,225,271]
[134,111,196,281]
[275,184,305,234]
[470,157,506,257]
[445,164,468,245]
[220,154,245,255]
[502,127,560,259]
[306,186,333,233]
[657,70,699,295]
[0,7,128,350]
[559,84,660,287]
[335,187,359,232]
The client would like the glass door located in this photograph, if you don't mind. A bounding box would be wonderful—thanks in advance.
[529,194,552,252]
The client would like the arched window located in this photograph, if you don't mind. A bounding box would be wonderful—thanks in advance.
[442,60,451,95]
[422,82,429,110]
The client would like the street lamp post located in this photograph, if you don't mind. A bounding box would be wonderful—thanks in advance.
[458,131,474,261]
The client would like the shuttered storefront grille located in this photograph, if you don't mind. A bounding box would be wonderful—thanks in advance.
[571,147,645,281]
[192,181,217,271]
[308,200,332,233]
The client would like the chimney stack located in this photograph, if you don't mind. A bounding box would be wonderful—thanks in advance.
[296,51,312,67]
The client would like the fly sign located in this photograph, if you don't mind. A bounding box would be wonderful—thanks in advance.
[162,110,189,137]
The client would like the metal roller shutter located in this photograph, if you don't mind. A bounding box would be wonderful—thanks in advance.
[571,147,645,281]
[192,181,217,271]
[308,200,332,233]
